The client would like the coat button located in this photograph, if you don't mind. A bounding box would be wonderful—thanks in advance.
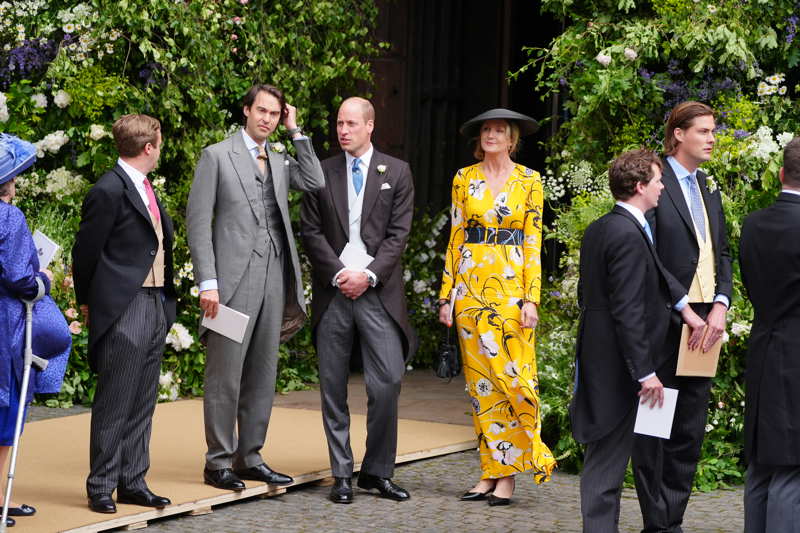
[666,303,671,309]
[691,258,698,265]
[150,250,156,256]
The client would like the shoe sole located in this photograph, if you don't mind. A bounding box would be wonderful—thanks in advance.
[204,480,245,492]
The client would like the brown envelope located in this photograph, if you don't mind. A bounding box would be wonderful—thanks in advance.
[675,324,721,377]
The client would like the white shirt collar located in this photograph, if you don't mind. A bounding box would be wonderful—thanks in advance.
[615,201,647,227]
[117,157,147,186]
[782,188,800,197]
[666,155,696,180]
[241,128,266,154]
[345,144,374,170]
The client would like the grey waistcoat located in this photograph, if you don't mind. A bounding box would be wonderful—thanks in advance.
[252,159,285,257]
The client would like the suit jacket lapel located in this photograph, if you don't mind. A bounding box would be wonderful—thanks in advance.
[361,150,382,221]
[266,142,286,201]
[612,205,662,264]
[330,153,350,238]
[115,165,152,227]
[228,132,261,221]
[660,160,696,237]
[696,169,720,246]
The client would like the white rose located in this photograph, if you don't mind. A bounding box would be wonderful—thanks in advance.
[623,47,637,60]
[595,53,612,66]
[53,90,71,108]
[31,93,47,108]
[88,124,108,141]
[0,106,8,123]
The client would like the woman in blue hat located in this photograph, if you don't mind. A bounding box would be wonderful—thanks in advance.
[0,134,71,527]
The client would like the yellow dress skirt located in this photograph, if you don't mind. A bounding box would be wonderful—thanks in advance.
[440,163,556,482]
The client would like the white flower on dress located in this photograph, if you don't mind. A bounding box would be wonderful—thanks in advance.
[502,265,516,280]
[508,296,521,307]
[475,378,493,396]
[454,282,468,300]
[470,396,481,413]
[493,192,511,224]
[509,246,523,265]
[488,422,505,435]
[459,327,473,339]
[458,249,475,274]
[451,205,463,226]
[490,440,523,465]
[478,331,500,358]
[504,361,520,378]
[468,178,487,200]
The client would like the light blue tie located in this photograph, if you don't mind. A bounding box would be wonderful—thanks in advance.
[685,174,706,241]
[352,157,363,195]
[643,221,654,244]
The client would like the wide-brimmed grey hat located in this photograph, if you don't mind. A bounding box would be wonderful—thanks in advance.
[459,108,540,137]
[0,133,37,185]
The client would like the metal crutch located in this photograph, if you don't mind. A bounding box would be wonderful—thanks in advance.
[1,293,48,532]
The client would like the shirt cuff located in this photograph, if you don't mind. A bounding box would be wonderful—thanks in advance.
[364,269,378,287]
[332,267,347,287]
[199,279,218,292]
[713,294,730,308]
[673,295,689,311]
[638,372,656,383]
[291,135,309,141]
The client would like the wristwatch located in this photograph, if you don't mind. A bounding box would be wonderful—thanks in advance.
[287,126,303,136]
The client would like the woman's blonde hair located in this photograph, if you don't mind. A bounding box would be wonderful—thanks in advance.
[473,120,520,160]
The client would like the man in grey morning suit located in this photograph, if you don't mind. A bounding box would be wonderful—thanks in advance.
[186,84,324,491]
[73,114,176,513]
[301,97,415,504]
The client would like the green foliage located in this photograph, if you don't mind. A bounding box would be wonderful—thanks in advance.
[2,0,382,404]
[519,0,800,490]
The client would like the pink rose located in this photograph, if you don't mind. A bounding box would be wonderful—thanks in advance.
[62,276,74,289]
[240,0,248,4]
[231,33,238,40]
[65,308,78,319]
[69,321,82,335]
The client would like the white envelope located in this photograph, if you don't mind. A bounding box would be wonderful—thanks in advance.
[339,242,374,270]
[201,304,250,344]
[634,387,678,439]
[32,230,60,269]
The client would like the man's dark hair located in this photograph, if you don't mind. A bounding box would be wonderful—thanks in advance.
[784,136,800,187]
[663,101,715,155]
[608,149,662,201]
[242,83,286,122]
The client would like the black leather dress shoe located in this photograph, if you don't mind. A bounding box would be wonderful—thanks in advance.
[204,467,245,491]
[234,463,293,485]
[117,488,171,509]
[329,477,353,504]
[357,473,410,501]
[487,493,512,506]
[459,489,492,501]
[88,494,117,513]
[6,503,35,516]
[5,516,14,527]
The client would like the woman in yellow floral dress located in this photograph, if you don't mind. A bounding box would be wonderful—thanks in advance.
[438,108,556,505]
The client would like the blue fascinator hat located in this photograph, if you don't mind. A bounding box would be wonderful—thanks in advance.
[0,133,37,185]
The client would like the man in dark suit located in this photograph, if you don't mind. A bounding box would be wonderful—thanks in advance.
[300,97,415,504]
[740,137,800,532]
[73,114,176,513]
[635,101,733,532]
[571,149,704,532]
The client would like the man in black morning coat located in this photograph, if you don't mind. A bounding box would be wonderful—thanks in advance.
[571,149,705,533]
[740,136,800,533]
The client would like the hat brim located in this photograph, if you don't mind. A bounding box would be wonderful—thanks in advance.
[459,108,540,138]
[0,151,36,185]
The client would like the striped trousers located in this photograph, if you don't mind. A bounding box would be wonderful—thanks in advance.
[86,288,167,497]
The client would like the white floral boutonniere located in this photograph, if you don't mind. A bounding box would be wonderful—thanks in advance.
[706,175,718,193]
[377,164,387,174]
[271,142,285,154]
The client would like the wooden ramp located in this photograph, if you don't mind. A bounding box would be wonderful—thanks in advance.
[8,400,475,532]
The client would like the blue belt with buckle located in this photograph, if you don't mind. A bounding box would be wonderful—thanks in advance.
[464,226,524,246]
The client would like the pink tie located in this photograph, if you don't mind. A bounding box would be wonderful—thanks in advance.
[142,178,160,222]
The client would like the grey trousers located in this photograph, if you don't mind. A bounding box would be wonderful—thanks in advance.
[87,288,167,497]
[580,405,637,533]
[744,459,800,532]
[204,247,285,470]
[316,289,405,479]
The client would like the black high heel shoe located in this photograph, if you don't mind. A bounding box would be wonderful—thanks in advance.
[459,489,493,501]
[487,476,515,506]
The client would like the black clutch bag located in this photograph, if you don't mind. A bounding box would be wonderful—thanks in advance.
[434,327,461,382]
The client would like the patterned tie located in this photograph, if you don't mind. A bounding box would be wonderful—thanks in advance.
[142,177,160,222]
[686,174,706,241]
[643,220,654,244]
[352,157,363,195]
[256,145,268,175]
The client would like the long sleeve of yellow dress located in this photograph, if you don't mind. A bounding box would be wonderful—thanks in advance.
[523,173,544,304]
[439,169,466,301]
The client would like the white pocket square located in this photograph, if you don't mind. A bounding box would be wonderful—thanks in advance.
[380,182,391,190]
